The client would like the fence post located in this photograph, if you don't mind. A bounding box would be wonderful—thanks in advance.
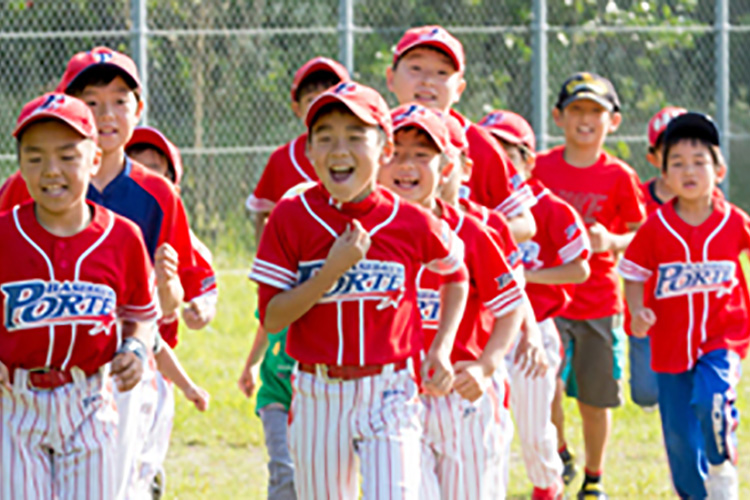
[715,0,729,195]
[131,0,148,125]
[531,0,548,151]
[339,0,354,74]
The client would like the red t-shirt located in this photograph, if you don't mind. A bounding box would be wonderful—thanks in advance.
[250,184,468,365]
[519,178,591,322]
[619,199,750,373]
[0,202,157,375]
[450,110,536,218]
[417,200,523,363]
[246,133,318,213]
[534,146,645,319]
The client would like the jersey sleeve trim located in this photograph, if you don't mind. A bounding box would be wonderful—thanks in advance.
[246,193,276,213]
[484,286,524,318]
[558,234,591,264]
[495,183,536,218]
[249,258,297,290]
[119,299,159,322]
[425,226,465,275]
[618,257,652,282]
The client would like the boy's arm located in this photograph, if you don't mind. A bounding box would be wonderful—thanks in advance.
[422,278,469,396]
[525,256,590,285]
[263,220,369,333]
[624,280,655,337]
[155,243,184,317]
[251,211,270,248]
[238,324,270,398]
[155,343,209,411]
[506,208,537,243]
[588,221,641,254]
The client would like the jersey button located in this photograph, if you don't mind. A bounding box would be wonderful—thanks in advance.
[57,241,66,250]
[59,260,69,269]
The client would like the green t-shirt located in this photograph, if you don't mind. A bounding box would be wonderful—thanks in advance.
[255,326,295,414]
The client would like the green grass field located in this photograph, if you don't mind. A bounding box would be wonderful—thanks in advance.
[164,270,750,499]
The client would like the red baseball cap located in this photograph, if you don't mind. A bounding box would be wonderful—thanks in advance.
[479,110,536,151]
[14,93,97,140]
[290,57,350,102]
[306,82,393,141]
[127,126,184,185]
[57,46,141,94]
[391,104,451,153]
[441,112,469,156]
[648,106,688,148]
[393,25,465,73]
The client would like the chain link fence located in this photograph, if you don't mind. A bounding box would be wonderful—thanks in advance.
[2,0,749,264]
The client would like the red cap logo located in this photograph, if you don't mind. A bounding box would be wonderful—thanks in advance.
[648,106,687,148]
[14,93,97,140]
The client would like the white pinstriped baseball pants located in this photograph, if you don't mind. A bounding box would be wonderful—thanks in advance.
[0,367,117,500]
[420,379,506,500]
[288,361,423,500]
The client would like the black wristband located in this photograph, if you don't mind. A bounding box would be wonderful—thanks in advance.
[117,337,147,363]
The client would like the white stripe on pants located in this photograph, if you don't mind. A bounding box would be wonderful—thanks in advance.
[288,361,423,500]
[421,381,505,500]
[507,318,564,489]
[0,367,117,500]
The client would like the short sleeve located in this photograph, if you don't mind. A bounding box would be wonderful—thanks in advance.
[550,199,591,264]
[471,224,524,318]
[618,220,655,282]
[485,210,521,267]
[616,169,647,229]
[422,217,465,276]
[0,171,31,213]
[247,144,290,213]
[118,223,159,323]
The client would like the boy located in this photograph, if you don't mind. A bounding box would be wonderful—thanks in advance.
[241,57,348,500]
[379,103,526,499]
[619,112,747,499]
[246,56,350,239]
[250,82,469,499]
[533,72,645,499]
[386,25,537,243]
[481,109,592,500]
[0,93,156,500]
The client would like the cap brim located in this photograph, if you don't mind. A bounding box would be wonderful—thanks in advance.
[306,94,379,128]
[559,93,615,112]
[65,63,140,93]
[393,119,447,152]
[398,40,462,72]
[663,114,720,147]
[13,112,92,139]
[486,128,523,146]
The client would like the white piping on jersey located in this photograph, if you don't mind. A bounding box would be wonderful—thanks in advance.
[13,206,56,367]
[453,208,465,235]
[289,137,313,182]
[358,299,365,366]
[60,214,115,371]
[336,301,344,365]
[415,265,427,287]
[479,205,490,226]
[700,206,731,346]
[657,210,695,368]
[368,193,399,237]
[300,192,338,238]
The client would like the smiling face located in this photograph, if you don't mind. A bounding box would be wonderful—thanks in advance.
[387,47,466,114]
[307,108,390,203]
[75,75,143,154]
[18,120,100,220]
[663,139,724,203]
[379,127,444,208]
[553,99,620,150]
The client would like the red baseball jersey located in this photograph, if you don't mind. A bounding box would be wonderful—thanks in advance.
[458,197,521,269]
[0,171,29,214]
[534,146,645,319]
[450,110,536,218]
[417,199,524,363]
[0,202,157,376]
[519,178,591,322]
[619,198,750,373]
[250,184,468,366]
[246,133,318,213]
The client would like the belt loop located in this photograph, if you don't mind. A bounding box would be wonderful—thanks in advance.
[70,367,87,390]
[12,368,28,394]
[382,362,395,377]
[406,357,415,378]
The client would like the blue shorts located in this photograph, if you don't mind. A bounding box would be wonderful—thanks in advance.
[628,335,659,407]
[657,349,741,499]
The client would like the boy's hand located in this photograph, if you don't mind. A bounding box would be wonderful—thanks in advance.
[452,360,491,402]
[111,351,143,392]
[422,347,454,396]
[588,222,612,253]
[182,297,215,330]
[631,307,656,338]
[514,331,549,379]
[325,220,371,275]
[0,361,11,393]
[183,384,210,412]
[237,363,257,398]
[155,243,180,284]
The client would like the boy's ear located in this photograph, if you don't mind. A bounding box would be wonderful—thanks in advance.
[716,162,727,184]
[608,111,622,132]
[440,160,455,183]
[385,66,395,93]
[461,157,473,182]
[451,77,467,106]
[90,145,103,177]
[645,151,660,168]
[379,139,394,165]
[290,100,303,119]
[135,99,145,122]
[552,107,563,128]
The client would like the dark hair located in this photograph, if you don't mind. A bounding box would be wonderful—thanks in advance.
[497,138,534,163]
[307,102,387,145]
[661,137,723,173]
[392,45,454,70]
[648,135,664,156]
[295,71,342,102]
[126,143,176,182]
[66,66,141,101]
